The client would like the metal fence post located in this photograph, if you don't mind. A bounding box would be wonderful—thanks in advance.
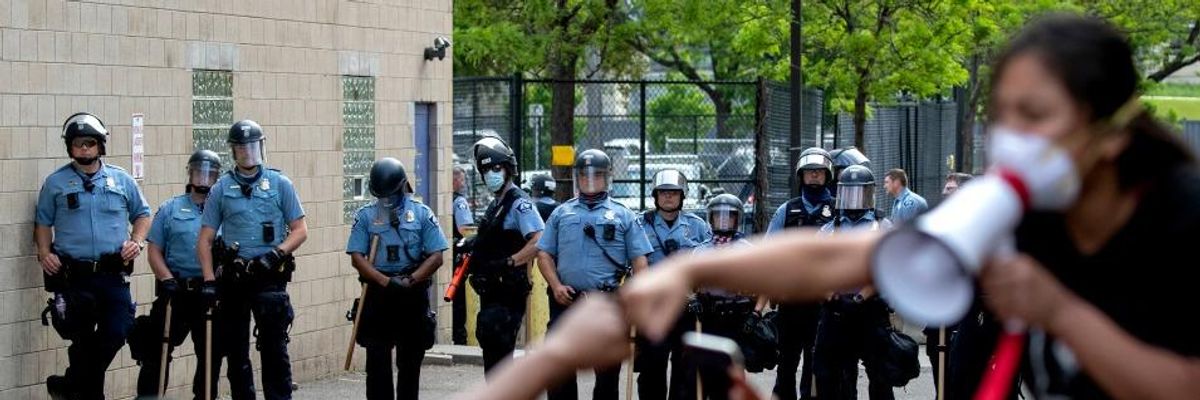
[510,73,525,179]
[754,79,769,232]
[639,81,648,210]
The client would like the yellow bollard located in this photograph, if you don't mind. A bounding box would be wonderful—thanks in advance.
[526,259,550,344]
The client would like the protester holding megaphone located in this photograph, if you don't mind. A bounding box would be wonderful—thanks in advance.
[621,13,1200,400]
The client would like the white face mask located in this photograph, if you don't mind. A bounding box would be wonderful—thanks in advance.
[484,170,506,193]
[987,126,1081,211]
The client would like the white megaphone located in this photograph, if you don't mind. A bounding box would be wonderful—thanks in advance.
[872,127,1081,326]
[871,174,1024,326]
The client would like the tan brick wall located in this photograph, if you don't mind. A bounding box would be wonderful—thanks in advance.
[0,0,453,398]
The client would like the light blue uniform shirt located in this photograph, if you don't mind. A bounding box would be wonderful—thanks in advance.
[643,211,712,265]
[491,185,546,238]
[537,197,653,291]
[147,194,206,278]
[35,162,151,261]
[346,196,448,273]
[890,188,928,224]
[453,193,474,227]
[201,168,305,259]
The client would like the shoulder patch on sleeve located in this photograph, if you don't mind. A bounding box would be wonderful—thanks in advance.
[517,201,533,213]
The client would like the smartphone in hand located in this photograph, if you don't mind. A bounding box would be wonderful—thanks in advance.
[682,332,745,397]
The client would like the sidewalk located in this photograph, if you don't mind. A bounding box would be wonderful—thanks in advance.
[292,345,936,400]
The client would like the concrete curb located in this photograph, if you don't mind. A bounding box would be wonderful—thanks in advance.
[425,344,486,366]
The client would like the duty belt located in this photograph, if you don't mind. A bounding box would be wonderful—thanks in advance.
[61,253,131,276]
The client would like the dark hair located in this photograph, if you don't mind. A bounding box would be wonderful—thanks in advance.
[946,172,974,186]
[991,13,1195,189]
[885,169,908,187]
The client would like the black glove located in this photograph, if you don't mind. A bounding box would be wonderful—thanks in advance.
[156,278,180,299]
[200,280,218,307]
[253,248,287,273]
[387,276,417,292]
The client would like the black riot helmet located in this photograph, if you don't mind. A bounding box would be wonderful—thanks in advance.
[574,149,612,194]
[795,147,834,188]
[228,120,266,169]
[186,149,222,194]
[472,137,517,176]
[227,120,265,144]
[829,147,871,185]
[369,157,409,199]
[530,174,556,197]
[706,193,743,233]
[835,165,876,211]
[62,112,109,158]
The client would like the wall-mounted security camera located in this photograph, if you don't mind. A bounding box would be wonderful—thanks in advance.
[424,37,451,61]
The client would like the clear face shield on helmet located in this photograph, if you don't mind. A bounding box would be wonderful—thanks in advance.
[835,185,875,210]
[188,160,220,191]
[709,204,741,232]
[231,140,265,169]
[576,166,610,195]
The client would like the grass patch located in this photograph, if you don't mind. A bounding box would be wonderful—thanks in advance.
[1146,83,1200,98]
[1144,97,1200,122]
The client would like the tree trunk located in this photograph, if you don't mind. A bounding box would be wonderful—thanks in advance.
[714,94,733,138]
[854,81,869,151]
[550,57,578,202]
[958,53,981,173]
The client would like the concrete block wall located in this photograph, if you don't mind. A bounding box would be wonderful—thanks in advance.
[0,0,453,398]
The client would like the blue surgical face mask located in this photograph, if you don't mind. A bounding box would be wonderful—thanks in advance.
[484,170,507,192]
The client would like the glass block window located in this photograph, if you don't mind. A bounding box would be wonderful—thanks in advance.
[343,76,376,223]
[192,70,234,168]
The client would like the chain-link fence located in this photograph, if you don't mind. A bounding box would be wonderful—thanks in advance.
[760,81,825,225]
[832,101,959,215]
[452,77,521,213]
[454,76,769,231]
[454,76,962,229]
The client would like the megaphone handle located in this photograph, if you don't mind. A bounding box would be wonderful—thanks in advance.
[973,328,1026,400]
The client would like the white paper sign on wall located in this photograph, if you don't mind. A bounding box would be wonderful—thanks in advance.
[132,114,145,180]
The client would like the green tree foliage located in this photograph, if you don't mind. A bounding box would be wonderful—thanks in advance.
[646,84,715,151]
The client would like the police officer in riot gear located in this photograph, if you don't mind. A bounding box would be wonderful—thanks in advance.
[131,149,224,399]
[814,164,896,400]
[468,137,546,374]
[767,147,836,400]
[704,194,750,247]
[197,119,308,400]
[451,165,474,345]
[636,169,712,400]
[827,147,870,183]
[36,112,152,400]
[530,173,560,222]
[672,193,762,400]
[347,158,447,400]
[537,149,653,400]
